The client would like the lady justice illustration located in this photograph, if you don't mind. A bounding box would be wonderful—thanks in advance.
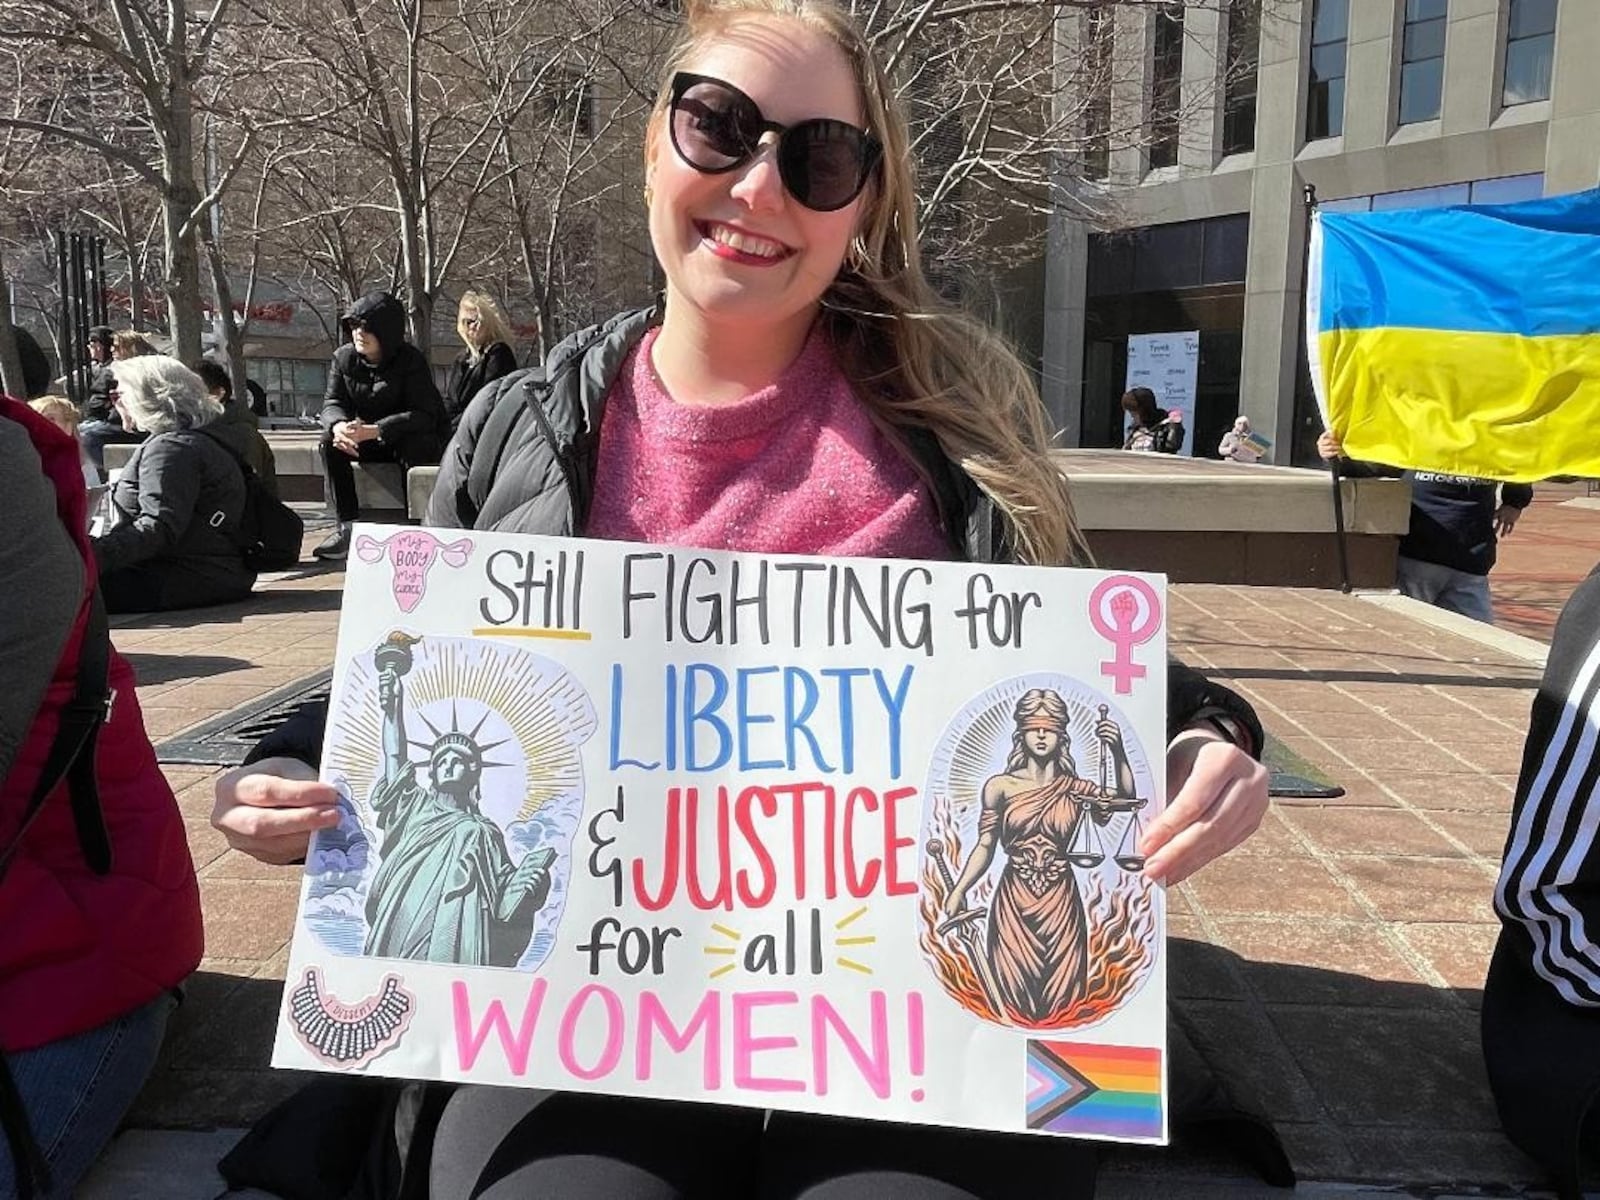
[923,684,1157,1030]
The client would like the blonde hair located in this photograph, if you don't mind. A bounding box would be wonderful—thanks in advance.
[111,356,223,435]
[111,329,158,359]
[457,290,514,363]
[652,0,1086,566]
[29,396,80,434]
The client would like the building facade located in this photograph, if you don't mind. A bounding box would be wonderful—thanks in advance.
[1043,0,1600,465]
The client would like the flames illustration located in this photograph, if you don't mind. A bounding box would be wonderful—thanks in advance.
[918,794,1158,1031]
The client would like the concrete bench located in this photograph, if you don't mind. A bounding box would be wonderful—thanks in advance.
[404,452,1409,589]
[1057,450,1410,588]
[106,433,408,514]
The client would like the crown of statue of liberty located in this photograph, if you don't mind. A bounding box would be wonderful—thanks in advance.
[409,701,513,777]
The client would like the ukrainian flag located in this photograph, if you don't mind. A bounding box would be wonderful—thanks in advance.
[1307,188,1600,483]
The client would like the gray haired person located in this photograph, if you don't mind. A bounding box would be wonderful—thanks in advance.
[92,356,258,612]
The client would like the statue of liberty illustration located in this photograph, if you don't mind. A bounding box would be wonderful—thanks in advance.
[362,631,554,967]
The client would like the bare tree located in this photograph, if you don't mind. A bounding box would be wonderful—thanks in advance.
[0,0,257,360]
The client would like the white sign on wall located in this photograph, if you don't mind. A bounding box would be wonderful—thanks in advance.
[1124,332,1199,458]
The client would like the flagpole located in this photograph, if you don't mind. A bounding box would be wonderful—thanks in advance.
[1302,183,1353,593]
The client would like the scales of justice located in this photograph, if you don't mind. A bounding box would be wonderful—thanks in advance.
[927,704,1150,1016]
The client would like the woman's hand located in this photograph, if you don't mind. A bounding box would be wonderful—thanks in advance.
[1139,730,1268,885]
[211,756,341,865]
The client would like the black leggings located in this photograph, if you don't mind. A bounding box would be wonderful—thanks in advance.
[428,1089,1097,1200]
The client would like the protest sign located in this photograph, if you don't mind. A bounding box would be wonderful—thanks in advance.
[273,526,1170,1143]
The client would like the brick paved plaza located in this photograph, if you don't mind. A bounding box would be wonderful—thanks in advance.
[77,492,1599,1198]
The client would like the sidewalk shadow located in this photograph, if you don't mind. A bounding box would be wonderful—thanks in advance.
[123,653,253,686]
[121,944,1551,1195]
[112,588,344,632]
[1106,939,1544,1193]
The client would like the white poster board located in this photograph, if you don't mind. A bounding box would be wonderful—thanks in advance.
[1125,331,1199,457]
[273,526,1171,1144]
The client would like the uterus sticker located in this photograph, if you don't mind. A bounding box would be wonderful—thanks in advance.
[355,529,474,614]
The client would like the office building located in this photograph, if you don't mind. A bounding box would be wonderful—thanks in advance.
[1042,0,1599,464]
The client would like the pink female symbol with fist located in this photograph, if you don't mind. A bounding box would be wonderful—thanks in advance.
[1088,575,1163,694]
[355,529,474,614]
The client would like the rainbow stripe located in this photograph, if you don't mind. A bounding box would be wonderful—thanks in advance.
[1026,1040,1163,1141]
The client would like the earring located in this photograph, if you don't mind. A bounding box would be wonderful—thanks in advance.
[846,236,871,273]
[643,182,654,208]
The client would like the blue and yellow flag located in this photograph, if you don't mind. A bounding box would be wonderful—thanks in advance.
[1307,189,1600,482]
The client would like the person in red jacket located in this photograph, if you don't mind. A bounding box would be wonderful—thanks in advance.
[0,396,203,1199]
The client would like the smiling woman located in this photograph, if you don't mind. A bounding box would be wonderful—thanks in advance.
[214,1,1272,1195]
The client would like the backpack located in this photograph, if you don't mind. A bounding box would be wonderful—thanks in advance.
[198,427,304,571]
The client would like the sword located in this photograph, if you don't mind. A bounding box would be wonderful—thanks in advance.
[926,840,1006,1015]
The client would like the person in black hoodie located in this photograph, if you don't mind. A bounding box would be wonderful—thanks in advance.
[1318,431,1531,625]
[314,292,446,560]
[443,289,518,433]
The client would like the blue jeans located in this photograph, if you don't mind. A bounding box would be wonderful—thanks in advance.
[0,992,177,1200]
[1396,555,1495,624]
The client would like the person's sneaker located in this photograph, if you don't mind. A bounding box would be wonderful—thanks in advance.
[313,523,352,561]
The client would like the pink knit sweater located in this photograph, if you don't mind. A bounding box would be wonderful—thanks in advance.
[585,326,951,560]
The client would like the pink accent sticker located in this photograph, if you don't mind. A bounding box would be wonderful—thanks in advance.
[1089,576,1163,695]
[354,530,474,613]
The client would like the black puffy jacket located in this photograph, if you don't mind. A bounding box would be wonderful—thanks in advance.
[92,426,256,599]
[322,292,446,445]
[443,342,518,432]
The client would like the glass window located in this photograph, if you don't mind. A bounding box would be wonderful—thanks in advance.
[1222,0,1260,154]
[1319,195,1372,213]
[1469,172,1544,204]
[1088,215,1249,297]
[1508,0,1557,39]
[1503,0,1556,106]
[1399,0,1448,123]
[1087,232,1138,297]
[1306,0,1350,140]
[1368,181,1470,210]
[1081,4,1113,180]
[1201,214,1251,284]
[1148,3,1183,169]
[1133,221,1204,291]
[247,356,328,418]
[1399,59,1445,124]
[1328,174,1544,214]
[1312,0,1349,40]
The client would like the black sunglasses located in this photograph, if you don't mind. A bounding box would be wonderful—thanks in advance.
[668,72,882,213]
